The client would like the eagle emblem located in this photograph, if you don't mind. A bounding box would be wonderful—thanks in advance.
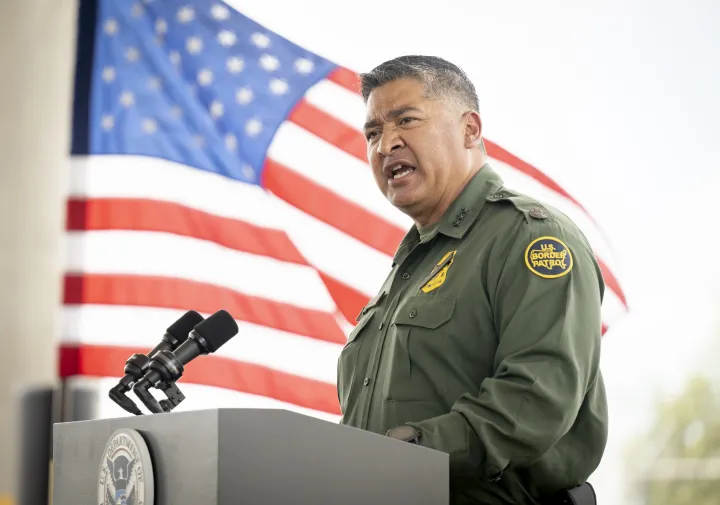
[98,429,154,505]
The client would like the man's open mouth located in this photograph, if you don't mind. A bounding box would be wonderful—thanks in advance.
[390,165,415,180]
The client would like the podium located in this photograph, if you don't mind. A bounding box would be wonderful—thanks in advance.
[52,408,449,504]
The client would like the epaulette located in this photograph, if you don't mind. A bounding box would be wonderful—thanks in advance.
[485,187,552,223]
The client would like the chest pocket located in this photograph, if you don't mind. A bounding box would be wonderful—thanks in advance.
[337,291,386,412]
[393,295,456,328]
[382,295,456,402]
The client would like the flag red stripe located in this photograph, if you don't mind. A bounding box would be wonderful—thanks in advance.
[64,273,347,345]
[262,159,405,257]
[316,271,369,324]
[326,67,360,95]
[289,99,367,163]
[66,198,307,265]
[59,344,341,415]
[66,197,372,324]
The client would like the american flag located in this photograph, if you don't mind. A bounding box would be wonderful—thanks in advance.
[62,0,628,421]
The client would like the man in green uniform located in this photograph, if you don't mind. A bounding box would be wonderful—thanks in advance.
[336,55,607,505]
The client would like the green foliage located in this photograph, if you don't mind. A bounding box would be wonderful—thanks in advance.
[627,376,720,505]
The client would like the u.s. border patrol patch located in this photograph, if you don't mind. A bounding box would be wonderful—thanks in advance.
[525,236,573,278]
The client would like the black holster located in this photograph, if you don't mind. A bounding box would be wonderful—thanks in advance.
[547,482,597,505]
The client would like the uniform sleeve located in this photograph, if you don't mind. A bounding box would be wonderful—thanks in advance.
[405,218,605,480]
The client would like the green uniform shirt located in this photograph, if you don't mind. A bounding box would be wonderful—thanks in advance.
[337,164,608,505]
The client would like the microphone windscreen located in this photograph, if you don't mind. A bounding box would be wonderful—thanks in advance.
[166,310,204,340]
[194,310,238,352]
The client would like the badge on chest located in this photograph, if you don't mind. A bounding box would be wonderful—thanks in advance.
[420,250,457,293]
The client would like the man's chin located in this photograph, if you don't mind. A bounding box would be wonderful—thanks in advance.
[387,193,422,216]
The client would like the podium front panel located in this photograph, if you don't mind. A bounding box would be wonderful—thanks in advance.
[53,409,220,505]
[52,408,449,505]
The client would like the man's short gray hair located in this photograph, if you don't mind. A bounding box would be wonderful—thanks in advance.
[359,55,480,113]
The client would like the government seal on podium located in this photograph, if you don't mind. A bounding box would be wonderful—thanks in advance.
[98,428,154,505]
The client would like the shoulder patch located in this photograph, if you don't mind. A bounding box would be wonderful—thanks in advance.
[524,236,573,278]
[529,206,548,219]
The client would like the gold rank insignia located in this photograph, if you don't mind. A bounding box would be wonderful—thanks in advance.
[420,250,457,293]
[525,236,573,278]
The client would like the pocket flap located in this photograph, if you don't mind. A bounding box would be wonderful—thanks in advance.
[393,296,456,329]
[347,309,375,343]
[355,290,386,322]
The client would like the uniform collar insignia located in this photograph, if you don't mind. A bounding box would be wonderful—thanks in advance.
[392,163,504,265]
[436,163,504,239]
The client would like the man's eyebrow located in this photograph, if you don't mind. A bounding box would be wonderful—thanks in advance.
[363,106,422,130]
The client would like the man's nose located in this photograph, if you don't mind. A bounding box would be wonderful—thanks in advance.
[378,130,404,157]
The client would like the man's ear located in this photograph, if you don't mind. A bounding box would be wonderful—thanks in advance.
[464,111,482,149]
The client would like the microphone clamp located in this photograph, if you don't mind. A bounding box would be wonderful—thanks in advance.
[108,352,155,415]
[124,352,151,382]
[133,378,186,414]
[132,349,188,414]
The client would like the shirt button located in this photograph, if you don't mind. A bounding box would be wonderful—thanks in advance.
[409,309,417,318]
[402,272,411,279]
[379,322,384,330]
[363,378,370,386]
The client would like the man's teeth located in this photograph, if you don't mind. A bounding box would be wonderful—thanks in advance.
[392,166,413,179]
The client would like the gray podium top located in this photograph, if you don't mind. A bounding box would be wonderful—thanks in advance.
[52,408,449,505]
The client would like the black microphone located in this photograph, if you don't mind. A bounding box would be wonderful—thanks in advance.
[133,309,238,413]
[109,310,204,415]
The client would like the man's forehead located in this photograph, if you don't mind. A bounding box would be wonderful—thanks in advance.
[366,101,422,118]
[366,78,425,110]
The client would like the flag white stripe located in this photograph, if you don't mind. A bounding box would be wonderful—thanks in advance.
[304,78,367,130]
[62,305,341,384]
[65,230,337,312]
[70,156,286,230]
[268,121,413,230]
[267,194,392,296]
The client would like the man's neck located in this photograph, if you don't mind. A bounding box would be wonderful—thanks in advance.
[413,162,484,228]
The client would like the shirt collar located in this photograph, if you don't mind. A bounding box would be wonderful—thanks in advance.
[392,163,504,265]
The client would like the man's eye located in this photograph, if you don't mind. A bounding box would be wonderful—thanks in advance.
[366,131,379,140]
[399,117,416,124]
